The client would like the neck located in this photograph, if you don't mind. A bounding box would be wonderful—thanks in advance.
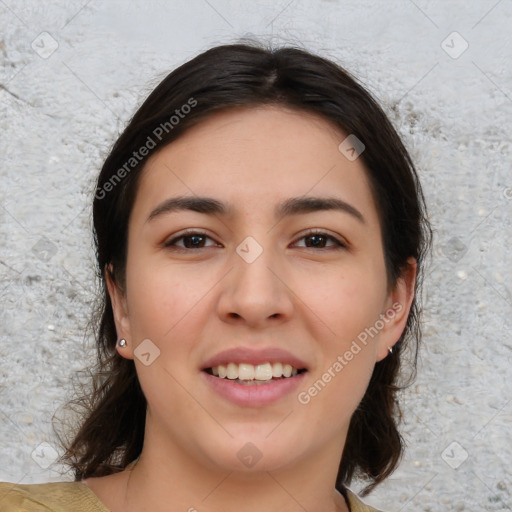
[116,421,349,512]
[122,461,349,512]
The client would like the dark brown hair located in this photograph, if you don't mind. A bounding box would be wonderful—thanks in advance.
[53,39,432,497]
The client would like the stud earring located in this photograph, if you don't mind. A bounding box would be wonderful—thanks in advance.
[117,338,127,348]
[388,346,393,354]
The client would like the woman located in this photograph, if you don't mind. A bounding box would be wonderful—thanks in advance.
[0,41,432,512]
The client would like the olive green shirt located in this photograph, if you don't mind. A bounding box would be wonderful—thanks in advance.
[0,480,384,511]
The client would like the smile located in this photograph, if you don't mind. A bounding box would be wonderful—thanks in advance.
[201,366,308,407]
[206,362,305,381]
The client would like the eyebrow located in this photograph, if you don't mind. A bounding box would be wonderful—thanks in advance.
[146,195,365,224]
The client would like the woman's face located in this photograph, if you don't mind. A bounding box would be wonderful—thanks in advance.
[108,105,415,475]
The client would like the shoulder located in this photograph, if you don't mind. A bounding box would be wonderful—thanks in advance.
[0,481,110,512]
[344,487,386,512]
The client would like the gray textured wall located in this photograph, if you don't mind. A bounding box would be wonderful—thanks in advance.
[1,1,511,511]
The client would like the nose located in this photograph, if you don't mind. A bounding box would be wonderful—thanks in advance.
[216,239,294,328]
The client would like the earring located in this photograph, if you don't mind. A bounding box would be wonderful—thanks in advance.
[388,346,393,354]
[117,338,127,348]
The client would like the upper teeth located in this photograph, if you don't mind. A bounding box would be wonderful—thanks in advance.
[211,362,300,380]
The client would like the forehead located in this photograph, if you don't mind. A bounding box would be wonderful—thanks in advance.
[133,105,380,228]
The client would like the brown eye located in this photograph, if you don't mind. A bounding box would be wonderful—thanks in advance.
[164,231,217,250]
[294,230,347,250]
[163,229,347,252]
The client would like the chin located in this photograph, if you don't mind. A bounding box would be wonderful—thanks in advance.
[200,434,302,474]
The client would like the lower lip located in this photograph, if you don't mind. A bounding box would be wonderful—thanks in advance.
[201,370,307,407]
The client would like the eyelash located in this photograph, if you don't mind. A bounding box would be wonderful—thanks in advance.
[163,229,347,251]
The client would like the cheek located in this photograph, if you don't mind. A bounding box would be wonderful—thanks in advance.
[303,264,386,340]
[124,260,208,416]
[301,340,376,430]
[295,266,383,416]
[125,258,208,338]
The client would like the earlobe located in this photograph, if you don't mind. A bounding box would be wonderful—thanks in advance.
[105,264,134,359]
[376,257,417,362]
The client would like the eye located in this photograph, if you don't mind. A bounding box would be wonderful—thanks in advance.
[163,229,347,251]
[293,229,347,250]
[163,230,218,250]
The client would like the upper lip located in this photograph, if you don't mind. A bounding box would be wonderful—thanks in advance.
[201,347,309,371]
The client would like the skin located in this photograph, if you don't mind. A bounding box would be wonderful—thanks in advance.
[82,105,417,512]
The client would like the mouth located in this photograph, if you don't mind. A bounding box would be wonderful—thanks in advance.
[201,366,308,407]
[200,347,310,405]
[203,362,308,385]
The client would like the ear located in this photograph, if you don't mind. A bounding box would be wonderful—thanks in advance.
[105,264,134,360]
[375,257,417,362]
